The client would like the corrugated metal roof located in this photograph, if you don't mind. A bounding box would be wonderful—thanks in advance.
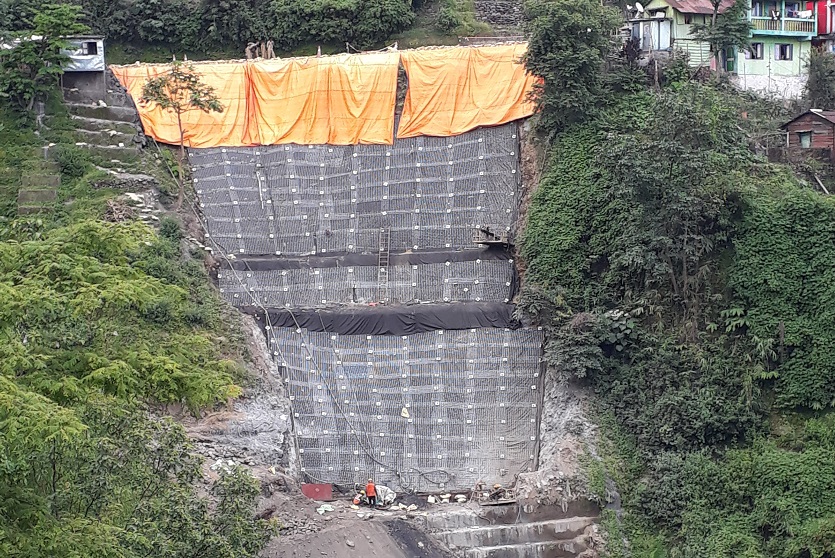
[782,110,835,128]
[664,0,735,14]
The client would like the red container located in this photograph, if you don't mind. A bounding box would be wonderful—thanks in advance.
[301,483,333,501]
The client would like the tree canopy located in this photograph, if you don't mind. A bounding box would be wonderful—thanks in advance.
[523,5,835,555]
[0,3,87,115]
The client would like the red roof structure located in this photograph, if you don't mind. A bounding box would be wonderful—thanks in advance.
[664,0,735,14]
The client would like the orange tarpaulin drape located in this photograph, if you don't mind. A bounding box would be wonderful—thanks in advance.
[111,51,399,148]
[246,52,399,145]
[396,44,537,139]
[111,46,535,147]
[110,62,252,148]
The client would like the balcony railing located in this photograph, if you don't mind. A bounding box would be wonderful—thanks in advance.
[750,16,816,34]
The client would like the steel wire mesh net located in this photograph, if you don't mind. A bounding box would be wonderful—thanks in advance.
[270,326,543,492]
[190,124,521,256]
[191,121,542,492]
[218,260,514,307]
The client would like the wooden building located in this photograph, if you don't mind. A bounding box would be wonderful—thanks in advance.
[782,109,835,158]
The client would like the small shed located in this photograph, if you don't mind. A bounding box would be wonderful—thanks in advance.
[782,109,835,158]
[60,35,107,103]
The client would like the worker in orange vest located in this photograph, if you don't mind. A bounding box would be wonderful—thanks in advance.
[365,478,377,507]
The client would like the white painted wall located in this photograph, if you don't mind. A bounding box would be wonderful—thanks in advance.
[730,73,807,98]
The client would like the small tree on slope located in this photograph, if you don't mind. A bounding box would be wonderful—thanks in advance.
[0,3,88,115]
[690,0,752,72]
[141,61,223,210]
[805,47,835,109]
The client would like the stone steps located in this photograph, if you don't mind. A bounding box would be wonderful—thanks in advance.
[423,505,598,558]
[74,128,137,147]
[67,103,138,123]
[62,115,137,135]
[17,158,60,214]
[63,89,135,109]
[21,174,61,188]
[83,144,142,166]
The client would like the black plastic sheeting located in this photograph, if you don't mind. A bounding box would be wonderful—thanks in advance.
[241,302,519,336]
[224,246,511,271]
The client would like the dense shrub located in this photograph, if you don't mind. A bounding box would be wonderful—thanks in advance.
[271,0,414,49]
[54,144,91,179]
[522,80,835,556]
[729,184,835,410]
[74,0,413,51]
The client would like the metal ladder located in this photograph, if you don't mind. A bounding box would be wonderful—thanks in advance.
[377,227,390,302]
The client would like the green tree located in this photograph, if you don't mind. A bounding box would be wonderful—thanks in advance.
[141,61,223,210]
[523,0,621,135]
[805,47,835,108]
[0,3,88,115]
[270,0,415,49]
[690,0,752,71]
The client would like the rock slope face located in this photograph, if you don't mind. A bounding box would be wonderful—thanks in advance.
[474,0,525,33]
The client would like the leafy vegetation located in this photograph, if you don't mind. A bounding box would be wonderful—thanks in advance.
[0,3,87,115]
[522,2,835,556]
[16,0,419,54]
[271,0,415,49]
[524,0,622,135]
[141,61,224,209]
[805,48,835,109]
[0,7,273,555]
[690,0,752,70]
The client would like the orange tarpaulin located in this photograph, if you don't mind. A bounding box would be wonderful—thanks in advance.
[396,44,537,139]
[110,62,252,148]
[246,52,399,145]
[111,46,536,147]
[111,52,399,148]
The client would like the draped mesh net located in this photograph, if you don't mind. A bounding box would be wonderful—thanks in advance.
[190,123,542,492]
[190,123,520,256]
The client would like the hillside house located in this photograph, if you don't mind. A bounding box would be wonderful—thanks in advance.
[808,0,835,51]
[732,0,816,98]
[781,109,835,159]
[626,0,734,67]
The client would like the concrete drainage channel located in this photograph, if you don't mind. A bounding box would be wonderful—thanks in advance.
[419,502,599,558]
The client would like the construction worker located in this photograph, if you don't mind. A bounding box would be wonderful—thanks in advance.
[365,478,377,507]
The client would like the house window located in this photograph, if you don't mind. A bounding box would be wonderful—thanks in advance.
[747,42,764,59]
[752,1,765,16]
[684,13,693,23]
[798,131,812,148]
[776,43,793,60]
[81,41,97,55]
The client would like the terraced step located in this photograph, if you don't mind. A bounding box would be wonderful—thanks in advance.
[84,145,142,166]
[436,517,595,548]
[17,184,59,213]
[62,90,136,109]
[17,189,58,204]
[74,128,137,147]
[52,115,138,135]
[21,174,61,188]
[66,103,138,123]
